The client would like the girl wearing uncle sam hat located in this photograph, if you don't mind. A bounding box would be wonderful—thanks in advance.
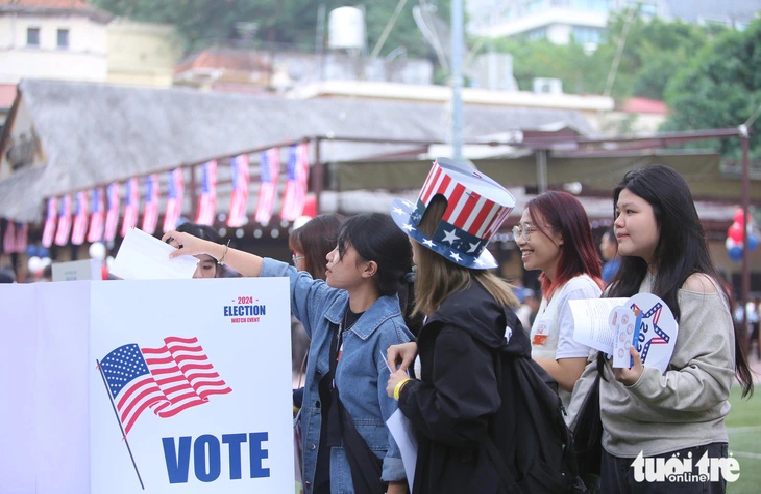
[386,158,526,494]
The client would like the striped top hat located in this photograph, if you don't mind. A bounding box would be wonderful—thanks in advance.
[391,158,515,270]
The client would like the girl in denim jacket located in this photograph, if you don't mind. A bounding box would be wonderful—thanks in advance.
[165,213,414,494]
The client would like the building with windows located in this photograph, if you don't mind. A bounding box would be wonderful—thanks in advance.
[467,0,760,44]
[0,0,113,85]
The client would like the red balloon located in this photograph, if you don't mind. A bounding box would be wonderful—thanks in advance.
[734,209,746,225]
[728,223,744,242]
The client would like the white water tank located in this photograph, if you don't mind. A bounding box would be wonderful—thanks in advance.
[328,6,366,50]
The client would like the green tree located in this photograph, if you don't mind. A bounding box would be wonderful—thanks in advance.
[91,0,449,58]
[605,12,710,100]
[662,18,761,158]
[486,37,608,94]
[479,9,711,101]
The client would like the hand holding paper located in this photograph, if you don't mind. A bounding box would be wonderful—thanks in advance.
[571,293,678,373]
[110,227,199,280]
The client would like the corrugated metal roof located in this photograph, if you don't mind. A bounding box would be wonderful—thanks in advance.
[0,80,597,222]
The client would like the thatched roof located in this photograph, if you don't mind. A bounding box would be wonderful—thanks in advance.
[0,79,595,223]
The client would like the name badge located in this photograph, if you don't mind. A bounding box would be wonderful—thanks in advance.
[532,321,548,345]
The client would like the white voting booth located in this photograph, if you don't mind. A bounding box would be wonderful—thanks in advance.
[0,277,294,494]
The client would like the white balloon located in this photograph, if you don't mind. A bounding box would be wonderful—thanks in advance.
[89,242,106,261]
[41,257,52,267]
[27,256,44,274]
[106,255,115,270]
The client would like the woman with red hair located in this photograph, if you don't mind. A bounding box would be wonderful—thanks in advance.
[515,190,604,409]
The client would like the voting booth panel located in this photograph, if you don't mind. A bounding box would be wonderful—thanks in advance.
[0,278,295,494]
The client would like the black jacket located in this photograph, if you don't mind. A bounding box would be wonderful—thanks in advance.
[398,281,528,494]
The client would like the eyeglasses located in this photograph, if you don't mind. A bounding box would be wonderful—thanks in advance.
[292,254,304,266]
[512,224,544,242]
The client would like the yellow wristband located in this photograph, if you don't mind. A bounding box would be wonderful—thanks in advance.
[393,378,411,401]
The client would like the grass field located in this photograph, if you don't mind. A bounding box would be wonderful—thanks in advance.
[727,384,761,493]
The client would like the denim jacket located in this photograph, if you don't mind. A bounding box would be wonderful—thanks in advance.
[261,258,413,494]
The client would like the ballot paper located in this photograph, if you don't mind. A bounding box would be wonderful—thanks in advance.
[571,293,678,373]
[387,409,417,490]
[110,227,199,280]
[569,297,628,352]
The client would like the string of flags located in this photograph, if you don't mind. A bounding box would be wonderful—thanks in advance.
[4,144,311,251]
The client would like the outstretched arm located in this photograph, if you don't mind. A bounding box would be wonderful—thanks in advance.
[162,230,263,277]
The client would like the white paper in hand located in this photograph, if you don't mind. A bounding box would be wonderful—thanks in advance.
[611,305,638,369]
[110,227,199,280]
[387,409,417,490]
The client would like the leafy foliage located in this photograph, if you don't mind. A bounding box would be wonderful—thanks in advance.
[91,0,450,58]
[479,9,711,101]
[662,18,761,158]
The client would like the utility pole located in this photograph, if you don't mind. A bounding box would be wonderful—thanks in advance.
[450,0,464,163]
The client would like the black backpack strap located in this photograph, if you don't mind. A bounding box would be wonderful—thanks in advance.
[484,433,521,493]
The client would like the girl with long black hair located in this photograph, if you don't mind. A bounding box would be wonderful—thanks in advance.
[164,214,413,494]
[598,164,754,494]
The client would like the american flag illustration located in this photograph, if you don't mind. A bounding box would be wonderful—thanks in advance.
[70,191,90,246]
[226,155,250,227]
[88,187,105,243]
[41,197,57,248]
[99,336,232,435]
[280,143,310,221]
[54,194,73,246]
[254,148,280,225]
[141,174,159,235]
[196,160,218,226]
[163,168,184,233]
[121,178,140,237]
[103,183,121,242]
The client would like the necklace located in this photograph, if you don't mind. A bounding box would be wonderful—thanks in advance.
[343,310,359,332]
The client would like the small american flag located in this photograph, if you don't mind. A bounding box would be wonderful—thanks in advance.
[226,155,250,227]
[196,160,218,226]
[141,174,159,235]
[41,197,57,248]
[163,168,184,233]
[2,221,25,253]
[3,221,15,254]
[70,191,90,246]
[99,336,232,435]
[280,143,310,221]
[4,222,28,254]
[54,194,73,246]
[121,178,140,237]
[254,148,280,225]
[15,222,27,253]
[88,188,105,243]
[103,183,121,242]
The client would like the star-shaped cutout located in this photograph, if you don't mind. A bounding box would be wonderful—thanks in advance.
[449,251,463,262]
[467,242,480,253]
[442,228,460,244]
[422,239,435,248]
[392,207,404,215]
[474,257,485,266]
[402,200,414,207]
[402,223,414,232]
